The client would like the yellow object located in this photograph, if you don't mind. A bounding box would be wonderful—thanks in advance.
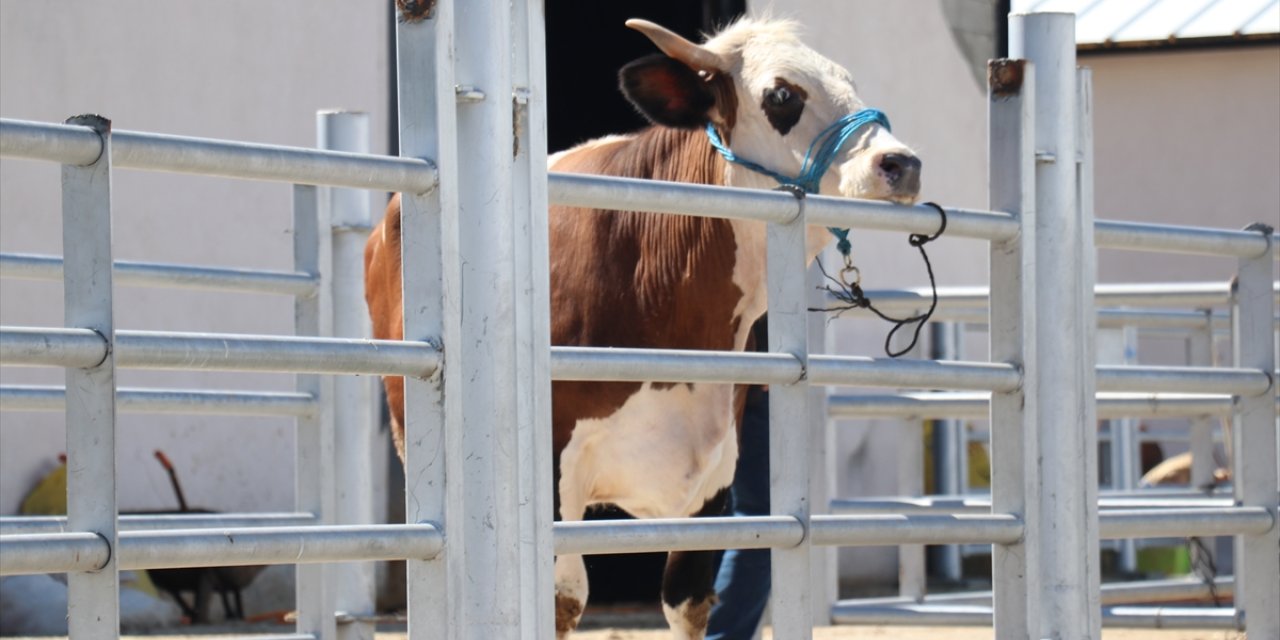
[17,459,164,598]
[19,460,66,516]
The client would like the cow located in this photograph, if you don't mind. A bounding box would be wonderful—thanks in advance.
[364,16,922,639]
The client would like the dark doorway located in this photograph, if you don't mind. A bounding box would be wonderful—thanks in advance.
[544,0,744,604]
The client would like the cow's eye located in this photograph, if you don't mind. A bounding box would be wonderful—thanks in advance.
[761,79,807,135]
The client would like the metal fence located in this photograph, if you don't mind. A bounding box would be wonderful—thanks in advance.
[0,7,1276,640]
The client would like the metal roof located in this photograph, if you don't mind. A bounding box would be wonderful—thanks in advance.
[1011,0,1280,49]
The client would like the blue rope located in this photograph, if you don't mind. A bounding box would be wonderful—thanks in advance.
[706,108,890,256]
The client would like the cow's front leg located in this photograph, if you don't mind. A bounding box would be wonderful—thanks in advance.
[661,487,731,640]
[554,477,588,639]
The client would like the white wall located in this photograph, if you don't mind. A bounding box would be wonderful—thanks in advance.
[0,2,390,516]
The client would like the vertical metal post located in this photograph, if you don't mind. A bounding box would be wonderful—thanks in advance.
[931,321,964,582]
[898,338,926,602]
[1231,224,1278,638]
[1013,13,1101,639]
[1076,66,1103,634]
[1098,323,1137,574]
[1187,312,1217,490]
[395,4,464,638]
[807,263,837,622]
[509,0,556,636]
[318,110,378,640]
[294,183,336,639]
[767,197,813,637]
[987,57,1038,640]
[62,114,119,638]
[1186,311,1220,572]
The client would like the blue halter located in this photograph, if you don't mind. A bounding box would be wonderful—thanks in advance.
[705,108,891,256]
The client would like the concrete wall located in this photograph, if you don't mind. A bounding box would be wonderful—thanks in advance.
[0,2,390,516]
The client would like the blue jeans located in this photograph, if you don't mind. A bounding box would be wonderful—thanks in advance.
[706,382,771,639]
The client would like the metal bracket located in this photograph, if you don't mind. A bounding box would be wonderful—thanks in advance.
[455,85,485,103]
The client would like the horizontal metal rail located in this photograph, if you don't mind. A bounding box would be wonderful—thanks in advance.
[1096,365,1272,396]
[0,118,436,194]
[837,576,1234,608]
[0,524,443,576]
[0,512,316,535]
[550,347,802,385]
[1,385,316,417]
[0,252,317,297]
[831,496,1237,515]
[827,391,1253,420]
[1100,507,1274,539]
[0,532,110,574]
[1095,219,1275,259]
[831,603,1240,629]
[548,172,1019,241]
[554,516,804,555]
[809,514,1023,546]
[807,356,1022,392]
[1,327,439,377]
[550,347,1021,392]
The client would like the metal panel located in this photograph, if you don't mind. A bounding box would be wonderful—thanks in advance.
[60,114,119,638]
[1,512,316,535]
[1231,225,1280,638]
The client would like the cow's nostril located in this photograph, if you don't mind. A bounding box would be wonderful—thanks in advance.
[878,152,921,185]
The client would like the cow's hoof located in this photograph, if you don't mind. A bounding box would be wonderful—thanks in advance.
[555,592,583,638]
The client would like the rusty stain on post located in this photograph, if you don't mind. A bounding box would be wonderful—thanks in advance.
[396,0,436,23]
[988,59,1026,98]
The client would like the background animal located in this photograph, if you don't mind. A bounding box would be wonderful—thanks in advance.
[364,17,921,638]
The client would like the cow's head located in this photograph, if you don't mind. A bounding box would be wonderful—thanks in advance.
[620,17,921,204]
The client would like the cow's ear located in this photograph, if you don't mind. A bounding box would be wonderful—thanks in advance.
[619,54,717,129]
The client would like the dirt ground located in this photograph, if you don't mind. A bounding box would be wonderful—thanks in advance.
[573,628,1245,640]
[80,626,1242,640]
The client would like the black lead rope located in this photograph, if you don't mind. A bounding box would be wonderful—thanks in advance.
[808,202,948,358]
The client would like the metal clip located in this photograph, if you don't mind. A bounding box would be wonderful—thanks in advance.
[455,85,486,103]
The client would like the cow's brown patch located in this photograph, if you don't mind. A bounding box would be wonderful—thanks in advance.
[761,77,808,136]
[547,126,741,460]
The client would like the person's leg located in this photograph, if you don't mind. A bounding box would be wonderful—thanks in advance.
[706,382,771,640]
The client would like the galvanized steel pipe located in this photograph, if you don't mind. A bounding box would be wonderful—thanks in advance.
[117,524,443,570]
[0,512,316,535]
[1100,507,1274,539]
[1097,364,1272,396]
[0,326,106,368]
[1096,220,1271,259]
[0,385,316,417]
[809,513,1023,546]
[554,516,805,556]
[550,346,802,384]
[1,252,318,297]
[0,532,110,575]
[111,331,438,377]
[808,356,1021,392]
[831,603,1239,629]
[548,172,1020,241]
[1,118,437,193]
